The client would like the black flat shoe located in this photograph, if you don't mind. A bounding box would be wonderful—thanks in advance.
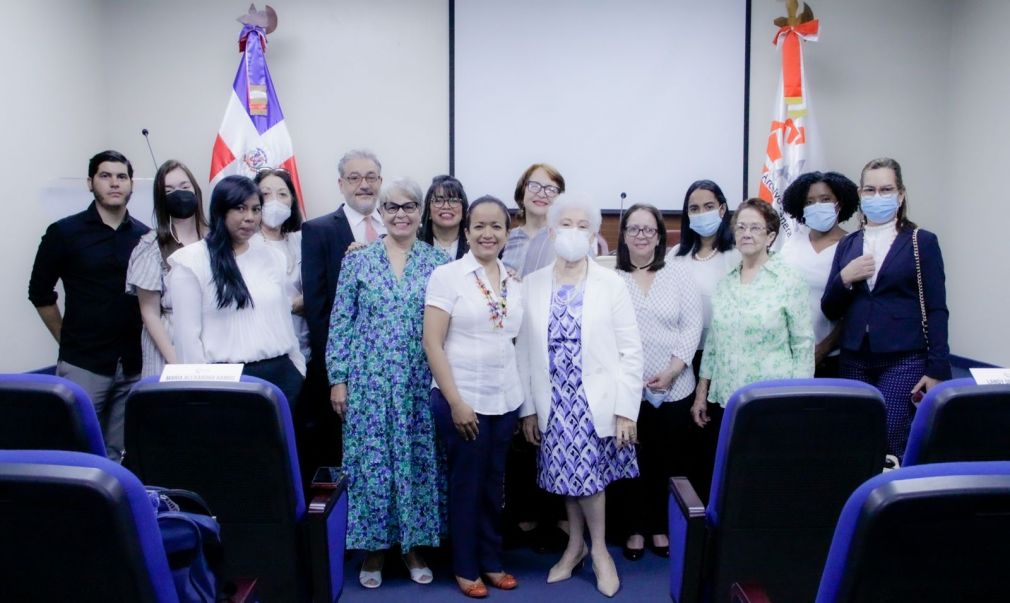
[647,542,670,558]
[622,545,645,561]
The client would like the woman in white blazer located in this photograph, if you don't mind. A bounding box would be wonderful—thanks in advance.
[517,193,644,598]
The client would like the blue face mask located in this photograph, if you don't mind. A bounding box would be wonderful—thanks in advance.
[860,194,899,224]
[803,202,838,232]
[689,209,722,238]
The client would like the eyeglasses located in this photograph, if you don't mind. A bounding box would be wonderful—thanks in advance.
[526,180,561,198]
[859,185,898,196]
[431,196,463,209]
[344,173,381,186]
[256,166,290,175]
[382,201,420,215]
[624,225,658,238]
[734,223,769,235]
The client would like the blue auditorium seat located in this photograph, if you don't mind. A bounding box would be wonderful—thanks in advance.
[0,449,178,602]
[0,373,106,456]
[124,375,347,602]
[904,378,1010,466]
[669,378,887,602]
[814,461,1010,602]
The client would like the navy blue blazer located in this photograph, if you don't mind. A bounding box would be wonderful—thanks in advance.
[301,206,355,363]
[821,227,950,379]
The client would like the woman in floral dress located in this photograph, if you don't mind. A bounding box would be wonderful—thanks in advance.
[692,199,814,429]
[326,177,449,589]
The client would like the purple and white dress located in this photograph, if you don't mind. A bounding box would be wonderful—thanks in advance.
[537,284,638,496]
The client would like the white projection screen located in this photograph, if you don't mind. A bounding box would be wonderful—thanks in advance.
[452,0,749,211]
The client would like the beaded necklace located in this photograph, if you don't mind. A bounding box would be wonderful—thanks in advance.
[474,273,508,329]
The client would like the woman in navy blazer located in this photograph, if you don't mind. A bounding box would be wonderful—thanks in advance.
[822,157,950,460]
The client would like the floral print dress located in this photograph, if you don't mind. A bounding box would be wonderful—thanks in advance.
[326,239,449,551]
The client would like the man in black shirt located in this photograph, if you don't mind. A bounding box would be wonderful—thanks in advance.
[28,150,150,460]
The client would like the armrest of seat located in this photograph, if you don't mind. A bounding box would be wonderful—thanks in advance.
[307,468,348,603]
[224,577,258,602]
[730,582,772,603]
[669,476,707,603]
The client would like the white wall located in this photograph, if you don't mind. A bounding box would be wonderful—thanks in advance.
[944,0,1010,366]
[4,0,1008,370]
[1,1,107,371]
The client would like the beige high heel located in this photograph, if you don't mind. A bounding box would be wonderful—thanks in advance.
[546,544,589,583]
[592,552,620,597]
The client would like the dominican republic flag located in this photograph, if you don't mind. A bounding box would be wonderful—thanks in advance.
[209,22,305,215]
[758,18,821,241]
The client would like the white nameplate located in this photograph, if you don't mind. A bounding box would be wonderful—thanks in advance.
[159,364,244,383]
[969,368,1010,385]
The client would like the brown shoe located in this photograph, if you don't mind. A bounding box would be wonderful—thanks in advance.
[484,571,518,590]
[456,576,489,599]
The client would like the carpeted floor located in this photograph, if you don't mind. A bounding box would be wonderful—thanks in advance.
[340,542,670,602]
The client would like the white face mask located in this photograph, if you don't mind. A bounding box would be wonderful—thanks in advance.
[261,200,291,229]
[553,227,592,262]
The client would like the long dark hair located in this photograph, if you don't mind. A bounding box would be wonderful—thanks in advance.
[675,179,735,256]
[420,175,469,257]
[616,203,667,272]
[153,160,208,258]
[207,175,260,309]
[254,168,303,233]
[860,157,917,231]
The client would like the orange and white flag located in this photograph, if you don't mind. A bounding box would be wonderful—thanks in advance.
[758,19,820,240]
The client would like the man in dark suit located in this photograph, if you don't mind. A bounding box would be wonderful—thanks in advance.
[300,149,385,477]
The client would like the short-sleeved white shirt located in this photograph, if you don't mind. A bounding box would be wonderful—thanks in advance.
[425,252,524,415]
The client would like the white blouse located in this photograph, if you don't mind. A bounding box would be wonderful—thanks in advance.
[262,232,311,363]
[862,221,898,290]
[168,239,306,375]
[425,252,524,415]
[618,261,703,403]
[668,244,740,348]
[780,229,838,347]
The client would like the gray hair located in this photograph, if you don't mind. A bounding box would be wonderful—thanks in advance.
[547,193,602,234]
[378,177,424,208]
[337,149,382,178]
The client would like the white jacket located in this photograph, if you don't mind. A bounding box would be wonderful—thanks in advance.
[517,260,644,438]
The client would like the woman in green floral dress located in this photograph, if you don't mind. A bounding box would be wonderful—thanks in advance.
[691,199,814,429]
[326,178,449,589]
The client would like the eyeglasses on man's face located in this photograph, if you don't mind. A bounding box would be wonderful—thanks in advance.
[344,173,381,186]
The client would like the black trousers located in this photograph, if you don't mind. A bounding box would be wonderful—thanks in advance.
[612,393,697,537]
[291,357,343,491]
[242,355,304,410]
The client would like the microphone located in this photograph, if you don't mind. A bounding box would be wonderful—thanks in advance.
[141,129,159,171]
[619,191,627,222]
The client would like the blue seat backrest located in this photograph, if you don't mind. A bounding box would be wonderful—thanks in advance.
[124,375,306,602]
[0,449,177,603]
[707,378,887,602]
[0,373,105,456]
[816,461,1010,603]
[905,378,1010,465]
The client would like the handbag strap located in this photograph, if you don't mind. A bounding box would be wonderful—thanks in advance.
[911,227,929,344]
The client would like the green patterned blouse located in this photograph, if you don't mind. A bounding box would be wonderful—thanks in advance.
[700,253,815,406]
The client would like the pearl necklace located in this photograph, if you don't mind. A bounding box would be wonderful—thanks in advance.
[693,248,718,262]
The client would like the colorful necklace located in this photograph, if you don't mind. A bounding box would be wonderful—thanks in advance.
[474,273,508,329]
